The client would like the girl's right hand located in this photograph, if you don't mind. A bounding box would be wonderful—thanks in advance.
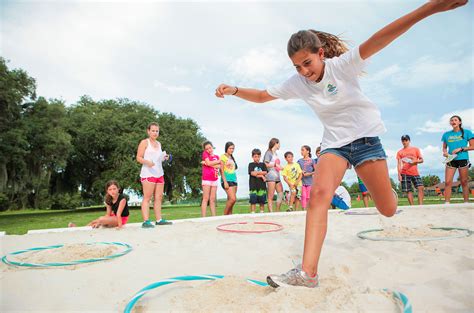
[443,152,449,157]
[426,0,468,14]
[147,160,155,167]
[215,84,237,98]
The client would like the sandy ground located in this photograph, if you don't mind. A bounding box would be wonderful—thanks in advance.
[1,203,473,312]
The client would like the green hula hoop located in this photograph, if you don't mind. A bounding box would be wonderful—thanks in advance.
[2,241,132,267]
[357,227,472,242]
[123,275,411,313]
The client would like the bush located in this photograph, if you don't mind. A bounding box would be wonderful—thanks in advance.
[0,193,9,211]
[50,193,81,210]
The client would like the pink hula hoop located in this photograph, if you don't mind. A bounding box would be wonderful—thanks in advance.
[216,221,284,233]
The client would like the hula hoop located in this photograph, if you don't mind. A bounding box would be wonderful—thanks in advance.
[345,209,403,216]
[123,275,268,313]
[216,221,283,233]
[2,241,132,267]
[357,227,472,242]
[384,289,412,313]
[123,274,412,313]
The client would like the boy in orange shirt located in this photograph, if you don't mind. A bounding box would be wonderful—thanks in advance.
[396,135,424,205]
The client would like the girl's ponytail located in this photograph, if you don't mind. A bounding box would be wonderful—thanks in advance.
[309,30,348,58]
[288,30,348,58]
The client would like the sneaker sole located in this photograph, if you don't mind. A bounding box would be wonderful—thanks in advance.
[266,276,280,288]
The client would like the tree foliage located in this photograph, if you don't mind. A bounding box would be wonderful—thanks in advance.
[0,60,206,210]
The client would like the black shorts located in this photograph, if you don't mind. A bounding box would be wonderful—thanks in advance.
[221,181,238,189]
[401,174,423,192]
[446,159,470,169]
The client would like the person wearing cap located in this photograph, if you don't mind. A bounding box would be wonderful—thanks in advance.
[396,135,424,205]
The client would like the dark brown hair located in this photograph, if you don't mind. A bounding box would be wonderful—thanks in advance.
[268,138,280,151]
[147,122,159,130]
[104,180,120,206]
[302,145,312,158]
[451,115,464,139]
[225,141,238,170]
[287,30,348,58]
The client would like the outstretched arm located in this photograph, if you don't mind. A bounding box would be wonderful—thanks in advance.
[359,0,468,60]
[215,84,277,103]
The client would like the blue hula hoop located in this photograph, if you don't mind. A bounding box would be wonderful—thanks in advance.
[124,275,411,313]
[2,242,132,268]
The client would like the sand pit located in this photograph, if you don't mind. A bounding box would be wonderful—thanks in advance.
[2,242,132,267]
[216,221,283,233]
[358,225,471,242]
[129,273,404,313]
[1,203,473,312]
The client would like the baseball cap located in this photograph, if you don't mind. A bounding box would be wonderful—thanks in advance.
[401,135,410,141]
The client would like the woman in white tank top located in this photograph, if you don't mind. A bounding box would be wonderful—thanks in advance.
[136,122,172,228]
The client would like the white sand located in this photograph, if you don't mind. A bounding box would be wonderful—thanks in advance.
[1,203,473,312]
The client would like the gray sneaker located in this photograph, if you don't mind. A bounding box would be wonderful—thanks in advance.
[267,265,319,288]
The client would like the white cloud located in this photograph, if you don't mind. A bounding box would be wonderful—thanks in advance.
[229,46,289,84]
[418,108,473,133]
[153,81,192,93]
[392,55,474,87]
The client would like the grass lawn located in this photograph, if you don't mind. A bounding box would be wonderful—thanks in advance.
[0,195,469,235]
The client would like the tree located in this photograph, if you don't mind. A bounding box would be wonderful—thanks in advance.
[22,98,72,208]
[421,174,441,187]
[62,97,205,203]
[0,58,36,210]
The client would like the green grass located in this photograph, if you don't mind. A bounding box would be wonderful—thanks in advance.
[0,196,469,235]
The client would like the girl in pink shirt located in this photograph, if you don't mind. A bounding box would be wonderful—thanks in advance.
[201,141,220,217]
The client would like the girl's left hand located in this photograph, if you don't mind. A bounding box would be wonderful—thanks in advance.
[451,148,462,154]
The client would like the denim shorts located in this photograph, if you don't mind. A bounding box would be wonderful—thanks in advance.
[320,137,387,168]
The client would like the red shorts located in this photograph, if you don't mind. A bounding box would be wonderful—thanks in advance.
[110,213,129,225]
[141,176,164,184]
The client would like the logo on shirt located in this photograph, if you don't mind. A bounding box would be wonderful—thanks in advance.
[327,83,338,95]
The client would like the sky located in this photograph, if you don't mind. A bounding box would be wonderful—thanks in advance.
[1,0,473,199]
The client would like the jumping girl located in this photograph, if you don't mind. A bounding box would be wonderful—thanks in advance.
[88,180,129,229]
[221,142,238,215]
[442,115,473,203]
[201,141,220,217]
[136,122,172,228]
[216,0,467,287]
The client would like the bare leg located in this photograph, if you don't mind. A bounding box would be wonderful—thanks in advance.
[362,194,369,207]
[275,182,283,211]
[356,160,397,217]
[267,182,276,213]
[224,186,237,215]
[209,186,217,216]
[458,167,470,202]
[444,166,456,203]
[301,154,347,276]
[417,186,424,205]
[407,191,414,205]
[141,181,155,221]
[152,183,165,221]
[201,185,211,217]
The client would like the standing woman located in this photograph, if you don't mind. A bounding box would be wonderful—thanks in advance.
[264,138,283,212]
[136,122,172,228]
[220,142,238,215]
[442,115,473,203]
[201,141,220,217]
